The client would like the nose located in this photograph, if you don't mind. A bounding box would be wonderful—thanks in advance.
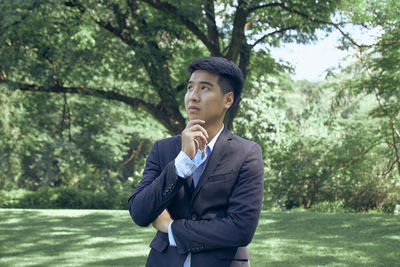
[186,87,200,102]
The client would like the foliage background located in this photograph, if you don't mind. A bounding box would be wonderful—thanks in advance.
[0,0,399,212]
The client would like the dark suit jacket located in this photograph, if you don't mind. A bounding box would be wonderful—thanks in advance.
[129,127,264,267]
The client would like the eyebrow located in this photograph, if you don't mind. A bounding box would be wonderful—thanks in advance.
[188,80,215,87]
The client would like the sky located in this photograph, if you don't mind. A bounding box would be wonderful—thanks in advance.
[268,26,381,81]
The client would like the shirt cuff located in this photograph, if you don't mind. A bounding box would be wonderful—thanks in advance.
[175,151,197,178]
[168,220,177,246]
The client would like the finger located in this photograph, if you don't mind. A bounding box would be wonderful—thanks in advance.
[189,131,208,146]
[184,127,208,142]
[187,124,209,139]
[195,137,206,150]
[186,119,206,129]
[193,138,200,151]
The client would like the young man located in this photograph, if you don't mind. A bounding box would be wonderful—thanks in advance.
[129,57,264,267]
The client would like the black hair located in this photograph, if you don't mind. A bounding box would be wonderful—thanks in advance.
[187,57,244,107]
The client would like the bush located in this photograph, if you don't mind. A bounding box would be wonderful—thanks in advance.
[343,178,400,213]
[0,187,131,209]
[22,187,56,208]
[308,201,348,213]
[0,189,29,208]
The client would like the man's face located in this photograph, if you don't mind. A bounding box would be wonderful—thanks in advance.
[185,70,233,126]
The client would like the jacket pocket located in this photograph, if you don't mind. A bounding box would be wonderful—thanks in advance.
[208,170,234,182]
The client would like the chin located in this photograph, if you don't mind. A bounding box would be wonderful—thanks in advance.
[188,114,202,120]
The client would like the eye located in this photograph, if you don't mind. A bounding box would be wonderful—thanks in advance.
[201,86,209,90]
[187,85,193,91]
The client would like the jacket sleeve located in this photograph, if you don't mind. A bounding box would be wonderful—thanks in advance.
[128,140,184,227]
[171,143,264,254]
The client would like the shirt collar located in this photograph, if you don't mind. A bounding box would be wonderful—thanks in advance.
[192,124,224,165]
[207,124,224,152]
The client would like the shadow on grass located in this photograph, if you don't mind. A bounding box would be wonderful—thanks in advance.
[1,209,399,267]
[0,209,151,266]
[249,212,400,266]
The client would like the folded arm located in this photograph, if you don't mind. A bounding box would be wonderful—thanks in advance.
[171,144,264,254]
[128,141,184,227]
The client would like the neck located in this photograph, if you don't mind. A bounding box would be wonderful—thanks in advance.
[205,121,223,142]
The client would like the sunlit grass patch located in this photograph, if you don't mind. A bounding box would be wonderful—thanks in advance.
[249,212,400,266]
[0,209,399,266]
[0,209,152,267]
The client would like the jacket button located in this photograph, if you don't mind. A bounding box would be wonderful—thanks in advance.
[191,213,198,220]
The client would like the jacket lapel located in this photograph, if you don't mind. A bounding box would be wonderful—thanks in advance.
[190,127,231,203]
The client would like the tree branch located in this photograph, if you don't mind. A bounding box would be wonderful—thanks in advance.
[383,159,397,176]
[112,2,128,31]
[251,26,299,47]
[1,78,157,116]
[283,5,364,49]
[127,0,138,16]
[338,142,379,171]
[225,0,249,61]
[248,2,282,13]
[204,0,220,55]
[94,14,135,45]
[1,78,185,135]
[250,2,365,49]
[358,54,400,176]
[389,117,400,176]
[122,141,143,165]
[65,0,136,46]
[142,0,220,56]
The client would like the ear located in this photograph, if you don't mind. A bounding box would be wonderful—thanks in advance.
[224,91,234,110]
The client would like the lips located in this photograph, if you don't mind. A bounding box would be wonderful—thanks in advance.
[188,105,200,113]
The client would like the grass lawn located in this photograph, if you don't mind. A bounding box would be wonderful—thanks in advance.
[0,209,399,266]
